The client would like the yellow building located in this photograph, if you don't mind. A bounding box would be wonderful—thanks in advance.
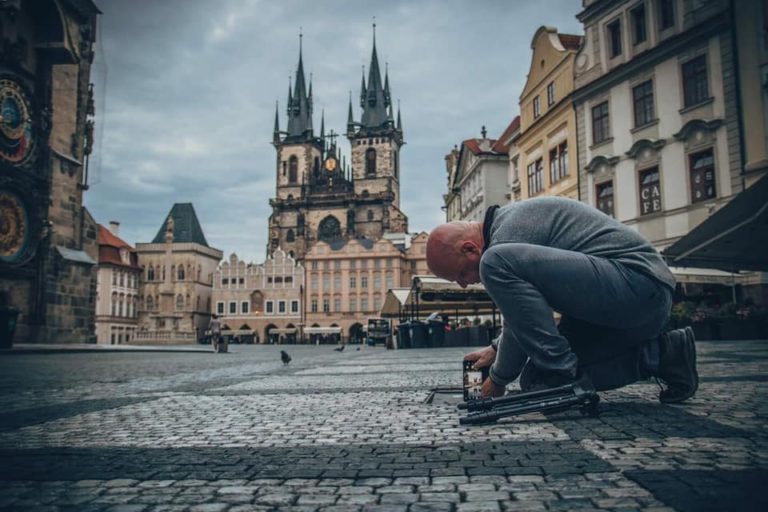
[517,27,583,200]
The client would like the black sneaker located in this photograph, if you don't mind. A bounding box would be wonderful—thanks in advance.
[656,327,699,403]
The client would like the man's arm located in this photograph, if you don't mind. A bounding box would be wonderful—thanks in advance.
[489,320,528,386]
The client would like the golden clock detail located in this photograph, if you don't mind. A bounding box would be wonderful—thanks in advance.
[0,190,29,263]
[324,157,337,172]
[0,79,35,165]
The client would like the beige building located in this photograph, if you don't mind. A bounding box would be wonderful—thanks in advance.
[211,249,304,344]
[303,233,428,343]
[517,27,583,200]
[95,223,141,344]
[135,203,222,344]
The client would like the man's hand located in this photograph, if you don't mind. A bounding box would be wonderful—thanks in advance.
[464,345,496,370]
[481,377,506,397]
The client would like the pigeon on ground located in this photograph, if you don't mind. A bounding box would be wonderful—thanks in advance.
[280,350,291,365]
[334,345,345,352]
[356,347,361,351]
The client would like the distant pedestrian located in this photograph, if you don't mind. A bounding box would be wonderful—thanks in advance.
[209,314,222,353]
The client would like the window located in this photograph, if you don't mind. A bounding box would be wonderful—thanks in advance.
[639,167,662,215]
[386,274,394,289]
[177,295,185,311]
[386,258,392,268]
[334,298,341,312]
[659,0,675,31]
[310,299,317,313]
[285,276,292,284]
[218,301,225,315]
[532,96,541,118]
[278,301,286,313]
[546,82,555,106]
[592,101,610,144]
[289,156,298,183]
[177,266,185,280]
[631,3,647,45]
[360,260,368,269]
[549,142,568,184]
[311,261,318,270]
[527,158,544,196]
[222,278,229,286]
[241,301,249,314]
[334,275,341,289]
[147,266,154,281]
[596,181,615,217]
[119,272,124,287]
[266,301,274,314]
[291,300,299,313]
[367,209,374,221]
[350,260,356,269]
[350,276,356,288]
[689,148,716,203]
[632,80,655,127]
[334,260,341,270]
[374,274,381,289]
[323,299,330,313]
[311,274,318,289]
[286,229,295,242]
[229,301,237,314]
[374,296,381,311]
[682,55,709,108]
[349,297,357,311]
[607,19,622,58]
[112,272,117,286]
[374,259,381,269]
[361,276,368,289]
[361,297,369,311]
[323,274,330,289]
[365,148,377,176]
[147,296,154,311]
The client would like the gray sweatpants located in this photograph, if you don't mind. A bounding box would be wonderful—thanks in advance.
[479,243,673,386]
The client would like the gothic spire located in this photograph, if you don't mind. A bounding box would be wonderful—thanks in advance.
[285,32,314,142]
[273,100,280,144]
[359,65,366,107]
[347,91,354,134]
[396,99,402,133]
[320,109,325,151]
[359,22,391,132]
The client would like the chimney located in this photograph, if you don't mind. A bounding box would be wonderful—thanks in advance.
[109,221,120,236]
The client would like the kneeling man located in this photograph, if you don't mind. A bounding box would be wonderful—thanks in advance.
[426,197,698,402]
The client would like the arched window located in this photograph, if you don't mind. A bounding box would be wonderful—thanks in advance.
[365,148,377,176]
[367,210,374,221]
[176,294,184,311]
[177,265,185,280]
[318,215,342,242]
[111,293,117,316]
[147,266,154,281]
[146,295,154,311]
[289,156,298,183]
[286,229,295,242]
[161,266,166,281]
[186,294,191,307]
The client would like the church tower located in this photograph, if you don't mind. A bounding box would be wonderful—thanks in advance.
[268,36,323,259]
[347,25,408,238]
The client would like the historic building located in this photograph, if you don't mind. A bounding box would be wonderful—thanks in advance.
[303,233,428,343]
[499,116,522,203]
[135,203,222,344]
[267,32,406,261]
[571,0,757,293]
[517,27,583,200]
[94,222,140,344]
[442,127,510,222]
[0,0,101,343]
[211,249,304,344]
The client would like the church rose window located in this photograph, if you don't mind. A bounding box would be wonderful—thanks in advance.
[318,215,342,242]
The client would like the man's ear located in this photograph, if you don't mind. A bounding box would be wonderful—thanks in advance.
[461,241,479,255]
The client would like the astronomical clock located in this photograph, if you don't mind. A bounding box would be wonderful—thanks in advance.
[0,76,41,272]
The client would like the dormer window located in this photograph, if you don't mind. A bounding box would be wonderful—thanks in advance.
[119,248,129,265]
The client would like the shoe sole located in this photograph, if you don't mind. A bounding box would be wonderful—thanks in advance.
[660,327,699,403]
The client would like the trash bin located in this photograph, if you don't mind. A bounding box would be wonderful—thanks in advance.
[428,320,445,347]
[0,307,20,350]
[410,321,429,348]
[397,322,412,349]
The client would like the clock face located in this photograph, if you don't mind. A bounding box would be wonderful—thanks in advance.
[0,79,34,165]
[324,157,337,172]
[0,189,30,263]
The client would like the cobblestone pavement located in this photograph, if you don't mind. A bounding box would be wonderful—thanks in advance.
[0,340,766,511]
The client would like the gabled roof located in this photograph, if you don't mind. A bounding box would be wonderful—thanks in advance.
[152,203,210,246]
[463,138,501,156]
[492,116,521,152]
[98,224,140,269]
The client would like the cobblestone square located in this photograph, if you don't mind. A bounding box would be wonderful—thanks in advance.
[0,341,766,511]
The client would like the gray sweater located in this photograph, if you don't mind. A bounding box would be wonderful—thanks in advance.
[486,197,676,290]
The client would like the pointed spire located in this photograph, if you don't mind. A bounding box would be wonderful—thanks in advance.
[287,75,292,111]
[273,100,280,144]
[285,30,314,142]
[360,21,389,131]
[396,99,402,133]
[384,62,391,106]
[320,109,325,151]
[359,65,366,107]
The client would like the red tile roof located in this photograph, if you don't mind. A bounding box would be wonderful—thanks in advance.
[492,116,521,152]
[98,224,141,269]
[558,34,583,51]
[463,138,502,156]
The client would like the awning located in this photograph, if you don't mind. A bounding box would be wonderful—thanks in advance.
[662,173,768,271]
[670,266,747,285]
[268,328,297,335]
[304,326,341,334]
[221,329,254,336]
[380,276,496,318]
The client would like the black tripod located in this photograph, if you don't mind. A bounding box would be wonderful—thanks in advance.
[458,374,600,425]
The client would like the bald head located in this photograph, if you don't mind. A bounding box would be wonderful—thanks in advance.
[426,221,484,285]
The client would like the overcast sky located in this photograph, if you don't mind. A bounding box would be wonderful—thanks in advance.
[84,0,583,262]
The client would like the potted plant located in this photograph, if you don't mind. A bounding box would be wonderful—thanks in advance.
[0,291,20,349]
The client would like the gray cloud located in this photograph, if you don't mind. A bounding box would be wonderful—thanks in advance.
[85,0,582,262]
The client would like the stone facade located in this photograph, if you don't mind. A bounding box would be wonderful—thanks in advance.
[94,222,140,344]
[135,204,222,344]
[0,0,101,343]
[303,233,428,343]
[268,34,406,261]
[517,27,583,201]
[211,249,304,344]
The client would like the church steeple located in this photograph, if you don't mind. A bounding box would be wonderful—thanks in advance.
[284,33,314,142]
[273,101,280,145]
[360,23,389,131]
